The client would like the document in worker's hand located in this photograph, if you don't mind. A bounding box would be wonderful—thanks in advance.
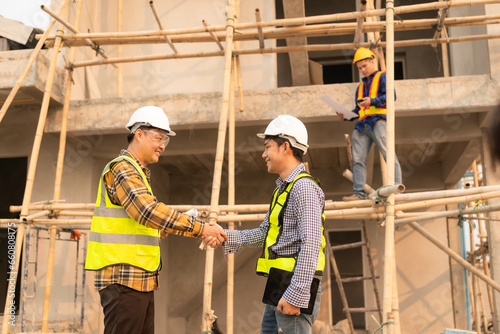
[319,95,358,120]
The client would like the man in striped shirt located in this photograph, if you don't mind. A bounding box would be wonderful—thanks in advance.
[85,106,227,334]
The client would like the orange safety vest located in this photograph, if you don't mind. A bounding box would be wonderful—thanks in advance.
[357,71,386,121]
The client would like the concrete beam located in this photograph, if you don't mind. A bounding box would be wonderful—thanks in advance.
[442,139,480,187]
[44,75,498,135]
[82,113,482,162]
[0,49,66,105]
[282,0,310,86]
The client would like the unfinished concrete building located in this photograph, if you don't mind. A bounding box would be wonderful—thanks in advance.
[1,0,500,333]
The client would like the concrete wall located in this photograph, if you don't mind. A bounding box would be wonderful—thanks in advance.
[68,0,276,100]
[449,5,491,77]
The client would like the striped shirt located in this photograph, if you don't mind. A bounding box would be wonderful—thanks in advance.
[224,163,325,308]
[93,150,205,292]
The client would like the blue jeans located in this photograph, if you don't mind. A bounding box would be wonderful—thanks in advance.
[260,286,322,334]
[352,120,402,199]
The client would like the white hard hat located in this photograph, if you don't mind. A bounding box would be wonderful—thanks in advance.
[125,106,176,136]
[257,115,309,154]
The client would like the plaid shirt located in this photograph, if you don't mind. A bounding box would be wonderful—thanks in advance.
[224,163,325,308]
[93,150,205,292]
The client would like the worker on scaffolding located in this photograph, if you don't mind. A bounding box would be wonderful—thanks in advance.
[338,47,402,201]
[211,115,326,333]
[84,106,227,334]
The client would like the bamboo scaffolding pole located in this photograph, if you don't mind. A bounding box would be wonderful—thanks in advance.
[12,208,439,222]
[57,210,93,217]
[367,0,386,71]
[40,4,115,67]
[26,203,500,225]
[362,222,383,322]
[437,2,451,77]
[117,0,123,97]
[0,219,18,224]
[468,270,477,329]
[23,210,51,222]
[41,14,500,48]
[343,169,376,194]
[203,20,224,51]
[149,1,178,54]
[235,55,244,112]
[393,185,500,203]
[409,220,500,292]
[30,219,94,225]
[38,17,500,49]
[392,255,401,334]
[213,209,476,223]
[226,2,240,331]
[255,9,264,49]
[42,0,84,330]
[477,275,488,332]
[395,202,500,226]
[226,54,237,334]
[440,34,451,78]
[462,180,481,331]
[467,211,482,332]
[40,0,500,44]
[382,0,396,331]
[1,1,70,332]
[472,160,496,327]
[11,185,500,214]
[233,33,500,54]
[368,184,406,199]
[433,7,449,44]
[480,217,495,323]
[70,32,500,68]
[42,225,57,332]
[354,0,367,47]
[0,2,66,125]
[202,0,235,331]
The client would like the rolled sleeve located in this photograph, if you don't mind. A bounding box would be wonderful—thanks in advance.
[282,179,324,308]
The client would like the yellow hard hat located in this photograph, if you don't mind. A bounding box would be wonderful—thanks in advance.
[353,47,376,64]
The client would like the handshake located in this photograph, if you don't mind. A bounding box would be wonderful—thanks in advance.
[200,221,228,248]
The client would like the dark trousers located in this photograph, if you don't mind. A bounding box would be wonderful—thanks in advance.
[99,284,155,334]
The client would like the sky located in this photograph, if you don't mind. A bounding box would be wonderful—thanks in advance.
[0,0,51,29]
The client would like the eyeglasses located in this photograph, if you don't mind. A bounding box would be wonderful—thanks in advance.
[142,129,170,146]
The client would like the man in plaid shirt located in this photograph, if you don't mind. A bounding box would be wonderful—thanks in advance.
[85,106,227,334]
[210,115,326,334]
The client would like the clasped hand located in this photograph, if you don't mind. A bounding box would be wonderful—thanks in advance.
[201,222,228,248]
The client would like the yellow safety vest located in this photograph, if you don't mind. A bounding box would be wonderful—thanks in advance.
[85,155,161,272]
[358,71,386,121]
[256,172,326,276]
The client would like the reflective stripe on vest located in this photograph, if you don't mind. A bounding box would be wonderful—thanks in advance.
[85,155,161,272]
[358,71,386,121]
[256,172,326,276]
